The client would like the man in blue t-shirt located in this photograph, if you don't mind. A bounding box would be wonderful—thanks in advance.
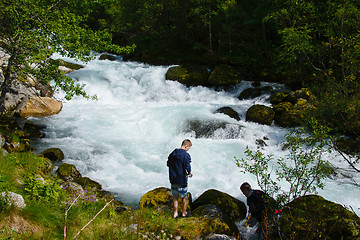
[167,139,193,218]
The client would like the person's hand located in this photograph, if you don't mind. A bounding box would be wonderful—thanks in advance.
[188,172,193,178]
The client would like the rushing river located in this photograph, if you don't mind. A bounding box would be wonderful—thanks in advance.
[30,53,360,217]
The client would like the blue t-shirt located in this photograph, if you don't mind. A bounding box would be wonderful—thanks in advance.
[167,148,191,186]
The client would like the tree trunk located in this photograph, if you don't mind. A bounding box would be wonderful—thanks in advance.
[0,46,18,116]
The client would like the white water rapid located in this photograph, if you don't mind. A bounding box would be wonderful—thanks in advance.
[30,53,360,217]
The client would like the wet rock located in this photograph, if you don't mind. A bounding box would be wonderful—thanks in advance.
[99,53,117,61]
[182,119,243,139]
[238,88,262,100]
[193,204,237,236]
[246,104,275,125]
[214,107,240,121]
[39,148,64,163]
[192,189,247,224]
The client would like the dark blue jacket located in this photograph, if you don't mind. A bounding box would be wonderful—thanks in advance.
[167,148,191,186]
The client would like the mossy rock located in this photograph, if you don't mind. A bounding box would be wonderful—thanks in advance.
[208,64,241,86]
[284,88,315,104]
[139,187,192,213]
[50,59,84,70]
[77,177,102,192]
[246,104,275,125]
[270,91,289,105]
[56,163,82,182]
[193,204,234,236]
[214,107,240,121]
[165,65,209,86]
[274,109,303,127]
[278,195,360,240]
[192,189,246,224]
[272,102,293,115]
[39,148,64,163]
[99,53,116,61]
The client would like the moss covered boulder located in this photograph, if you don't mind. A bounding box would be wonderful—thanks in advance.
[39,148,64,163]
[77,177,102,192]
[270,91,289,105]
[139,187,192,213]
[99,53,116,61]
[284,88,315,104]
[246,104,275,125]
[192,189,246,224]
[192,204,234,236]
[214,107,240,121]
[50,59,84,70]
[278,195,360,240]
[165,65,209,86]
[56,163,82,182]
[208,64,241,86]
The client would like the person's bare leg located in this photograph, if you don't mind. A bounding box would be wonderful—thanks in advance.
[181,196,187,217]
[173,196,179,218]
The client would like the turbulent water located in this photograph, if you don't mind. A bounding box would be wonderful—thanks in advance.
[30,53,360,217]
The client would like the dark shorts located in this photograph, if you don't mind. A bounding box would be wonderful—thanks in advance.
[171,184,188,198]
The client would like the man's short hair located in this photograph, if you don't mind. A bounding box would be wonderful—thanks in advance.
[240,182,252,191]
[182,139,192,147]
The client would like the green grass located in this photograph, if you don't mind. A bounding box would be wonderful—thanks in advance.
[0,152,215,239]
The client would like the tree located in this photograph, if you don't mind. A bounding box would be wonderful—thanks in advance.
[235,119,334,205]
[0,0,134,115]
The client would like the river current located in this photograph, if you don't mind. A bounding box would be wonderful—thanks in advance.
[30,53,360,216]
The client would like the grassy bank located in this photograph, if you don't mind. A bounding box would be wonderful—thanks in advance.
[0,152,209,239]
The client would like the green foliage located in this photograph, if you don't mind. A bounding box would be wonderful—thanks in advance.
[236,119,334,205]
[23,175,63,203]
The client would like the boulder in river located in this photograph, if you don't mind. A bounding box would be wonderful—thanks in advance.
[246,104,275,125]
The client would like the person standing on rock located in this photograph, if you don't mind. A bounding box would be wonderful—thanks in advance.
[167,139,193,218]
